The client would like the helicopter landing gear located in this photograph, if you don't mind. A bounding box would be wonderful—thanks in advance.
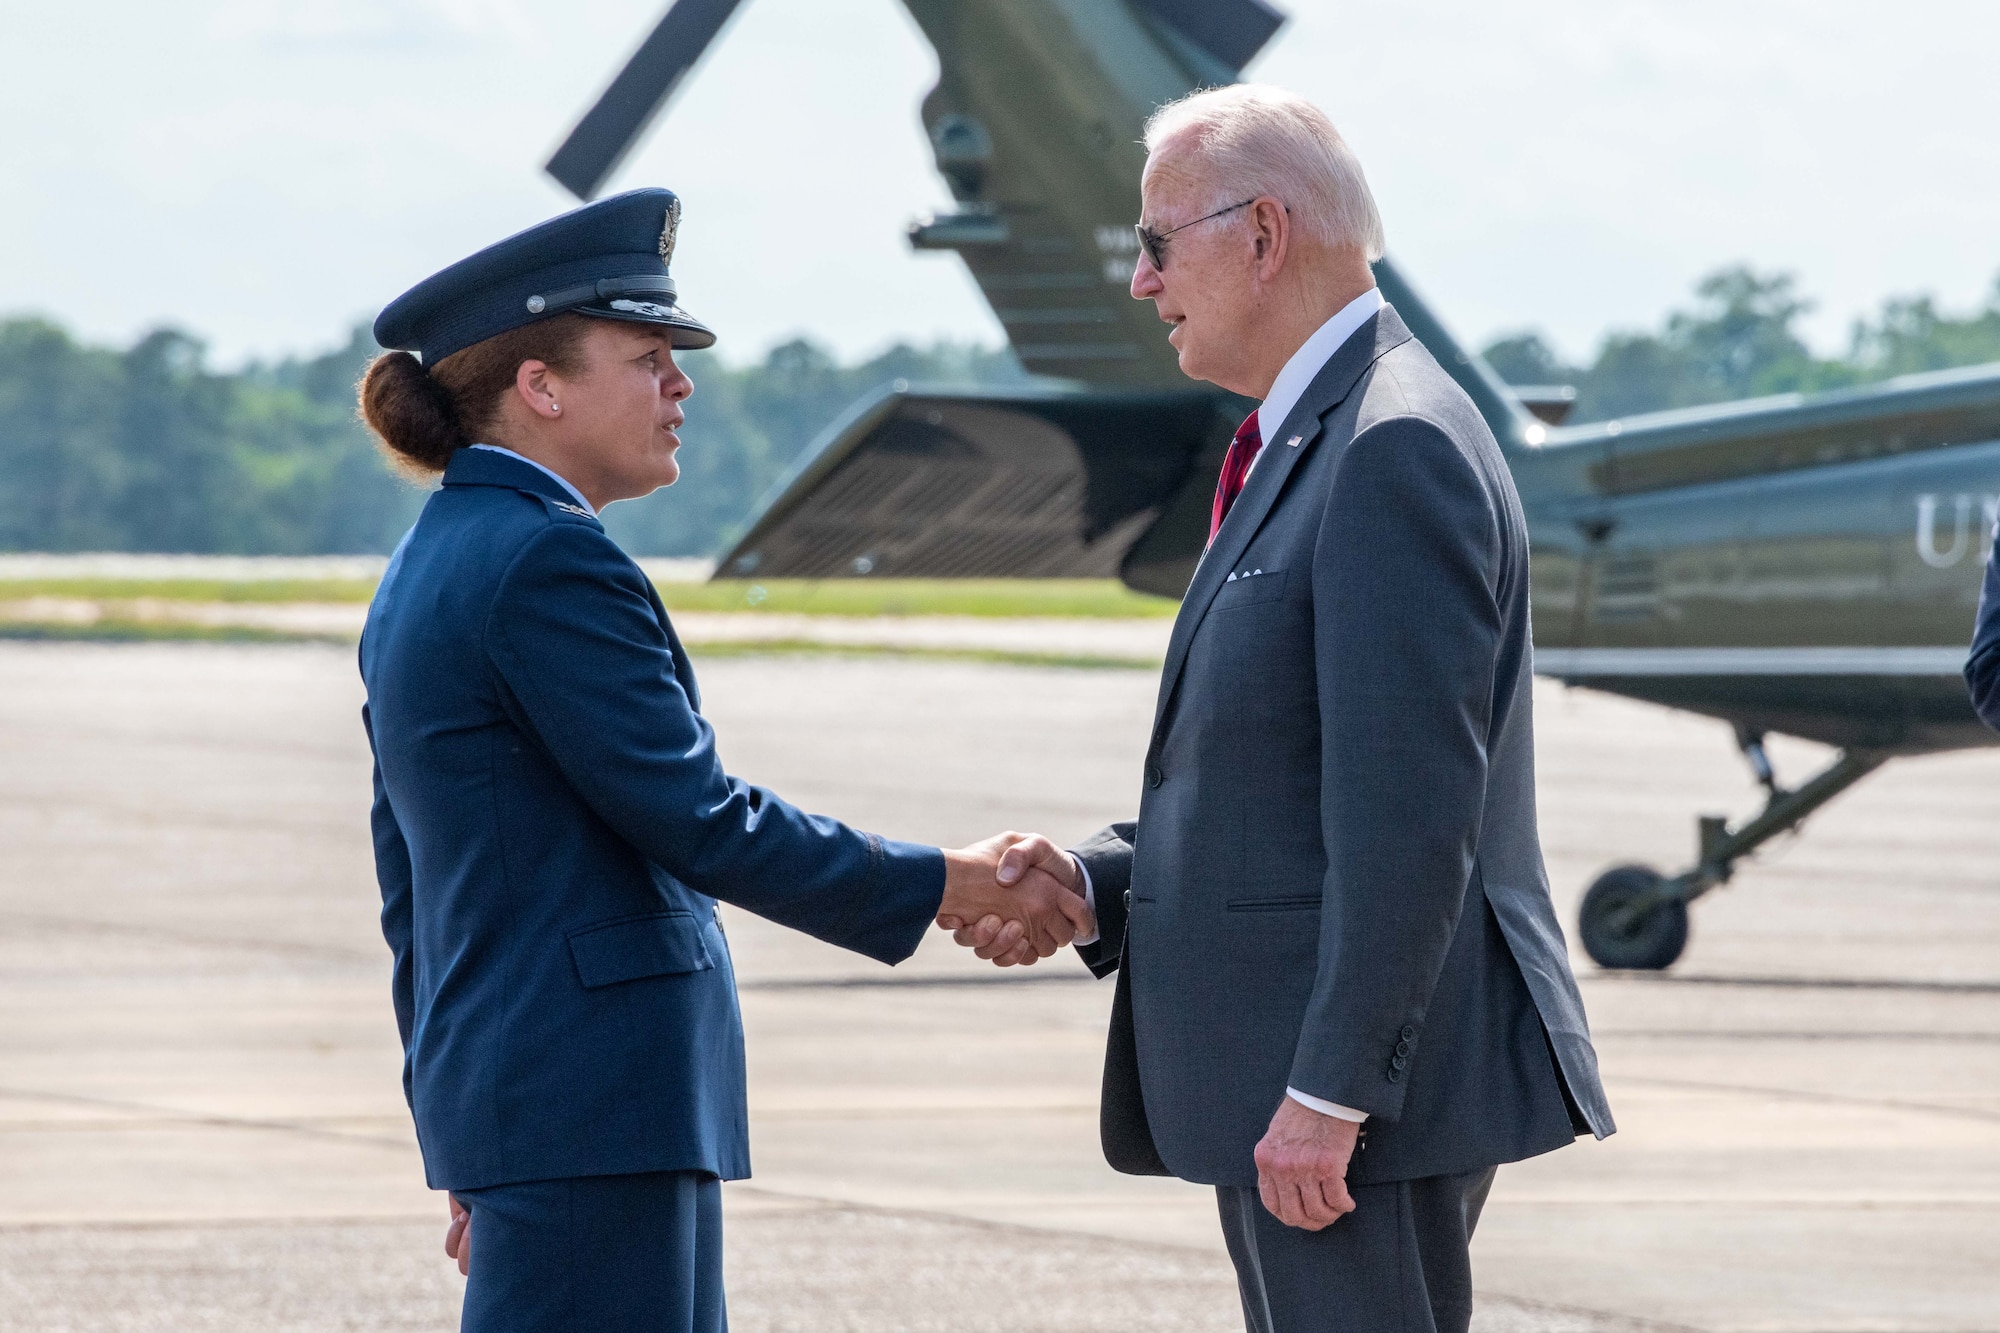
[1577,730,1889,970]
[1579,864,1687,970]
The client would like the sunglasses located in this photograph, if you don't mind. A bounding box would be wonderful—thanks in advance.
[1134,197,1272,270]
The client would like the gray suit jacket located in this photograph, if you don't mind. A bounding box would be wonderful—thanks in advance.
[1076,305,1614,1188]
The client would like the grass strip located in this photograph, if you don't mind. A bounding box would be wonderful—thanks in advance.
[655,579,1176,618]
[0,621,1158,669]
[0,621,353,645]
[0,578,378,603]
[0,577,1178,619]
[675,638,1160,671]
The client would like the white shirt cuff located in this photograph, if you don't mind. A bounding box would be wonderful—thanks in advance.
[1070,854,1099,947]
[1286,1087,1367,1123]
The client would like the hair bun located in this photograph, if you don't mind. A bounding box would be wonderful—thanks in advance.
[359,351,468,476]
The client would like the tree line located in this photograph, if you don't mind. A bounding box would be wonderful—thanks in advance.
[1481,266,2000,421]
[1,266,1995,557]
[0,321,1020,557]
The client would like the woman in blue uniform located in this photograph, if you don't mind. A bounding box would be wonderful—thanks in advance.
[357,189,1089,1332]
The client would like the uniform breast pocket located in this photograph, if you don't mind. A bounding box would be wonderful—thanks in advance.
[567,911,714,989]
[1209,568,1287,611]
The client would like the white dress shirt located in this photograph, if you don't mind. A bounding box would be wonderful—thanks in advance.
[1070,288,1387,1125]
[1254,286,1384,452]
[468,443,596,516]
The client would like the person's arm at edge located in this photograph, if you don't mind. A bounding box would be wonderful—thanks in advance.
[1967,537,2000,729]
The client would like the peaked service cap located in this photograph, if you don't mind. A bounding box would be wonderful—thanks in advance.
[373,188,716,365]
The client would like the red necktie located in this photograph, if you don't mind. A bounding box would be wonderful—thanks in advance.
[1209,410,1264,544]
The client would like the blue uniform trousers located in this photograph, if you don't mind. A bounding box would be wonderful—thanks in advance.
[1216,1166,1497,1333]
[458,1170,725,1333]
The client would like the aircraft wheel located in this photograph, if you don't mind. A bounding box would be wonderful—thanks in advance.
[1579,865,1688,970]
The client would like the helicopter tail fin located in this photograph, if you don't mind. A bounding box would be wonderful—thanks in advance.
[1372,257,1537,448]
[715,383,1243,597]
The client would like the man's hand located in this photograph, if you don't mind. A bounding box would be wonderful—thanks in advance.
[937,832,1092,966]
[940,834,1086,967]
[1254,1097,1359,1230]
[444,1193,470,1276]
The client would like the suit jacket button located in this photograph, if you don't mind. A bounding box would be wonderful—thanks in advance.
[1145,761,1163,788]
[1391,1054,1409,1071]
[1387,1069,1401,1083]
[1394,1039,1411,1056]
[1400,1025,1416,1040]
[1123,889,1133,910]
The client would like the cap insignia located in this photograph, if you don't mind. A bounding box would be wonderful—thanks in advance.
[610,298,677,319]
[659,198,682,266]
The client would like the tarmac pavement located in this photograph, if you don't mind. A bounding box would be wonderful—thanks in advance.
[0,643,1994,1331]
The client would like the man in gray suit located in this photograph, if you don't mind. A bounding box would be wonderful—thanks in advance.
[950,85,1615,1332]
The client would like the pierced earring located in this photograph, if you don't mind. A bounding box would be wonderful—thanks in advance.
[551,403,561,414]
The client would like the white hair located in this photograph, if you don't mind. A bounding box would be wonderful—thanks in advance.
[1144,85,1385,262]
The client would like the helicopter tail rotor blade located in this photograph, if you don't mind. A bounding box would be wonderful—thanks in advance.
[546,0,751,200]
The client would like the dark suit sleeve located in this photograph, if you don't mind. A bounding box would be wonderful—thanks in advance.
[1288,417,1502,1120]
[1071,821,1135,977]
[483,522,945,965]
[1967,541,2000,729]
[360,702,417,1109]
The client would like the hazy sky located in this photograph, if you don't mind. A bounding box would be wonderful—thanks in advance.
[5,0,1997,368]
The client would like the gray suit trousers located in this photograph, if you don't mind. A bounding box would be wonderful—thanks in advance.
[1215,1166,1497,1333]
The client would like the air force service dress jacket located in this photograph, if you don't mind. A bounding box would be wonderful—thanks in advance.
[361,447,944,1191]
[1075,305,1616,1188]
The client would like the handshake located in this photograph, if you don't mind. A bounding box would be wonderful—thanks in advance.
[937,832,1093,968]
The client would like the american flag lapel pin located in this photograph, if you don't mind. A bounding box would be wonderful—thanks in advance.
[1286,434,1303,447]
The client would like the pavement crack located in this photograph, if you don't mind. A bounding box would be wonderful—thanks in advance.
[0,1086,412,1150]
[1597,1029,2000,1042]
[1474,1289,1703,1333]
[1585,971,2000,994]
[0,910,377,963]
[1616,1074,2000,1125]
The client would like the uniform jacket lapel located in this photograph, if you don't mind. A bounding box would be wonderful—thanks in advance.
[1151,307,1415,737]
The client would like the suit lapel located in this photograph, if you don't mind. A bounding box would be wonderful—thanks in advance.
[1150,308,1415,736]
